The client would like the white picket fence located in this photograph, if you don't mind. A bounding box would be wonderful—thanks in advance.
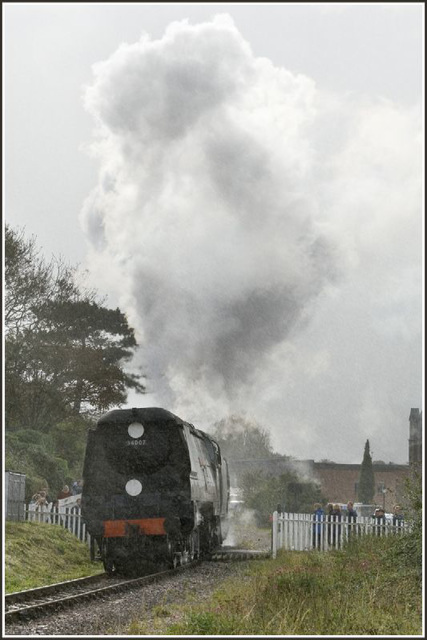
[25,503,91,547]
[272,512,410,558]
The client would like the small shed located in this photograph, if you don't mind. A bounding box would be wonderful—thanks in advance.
[5,471,26,521]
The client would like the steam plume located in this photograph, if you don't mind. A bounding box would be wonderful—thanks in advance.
[80,15,422,461]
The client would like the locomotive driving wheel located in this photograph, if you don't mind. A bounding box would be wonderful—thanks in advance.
[102,544,116,576]
[167,539,180,569]
[189,529,200,560]
[104,557,115,576]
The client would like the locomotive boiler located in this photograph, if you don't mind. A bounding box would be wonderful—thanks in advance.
[81,407,230,575]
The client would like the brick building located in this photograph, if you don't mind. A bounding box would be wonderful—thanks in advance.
[312,461,409,511]
[229,408,422,512]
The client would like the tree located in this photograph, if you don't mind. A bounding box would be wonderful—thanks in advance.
[5,225,145,430]
[5,225,86,428]
[5,224,76,333]
[358,439,375,503]
[33,298,145,415]
[210,414,279,461]
[241,468,325,525]
[5,429,73,501]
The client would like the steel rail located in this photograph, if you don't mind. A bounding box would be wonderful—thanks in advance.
[5,572,108,606]
[5,562,199,623]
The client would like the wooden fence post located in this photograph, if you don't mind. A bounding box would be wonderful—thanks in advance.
[272,511,278,559]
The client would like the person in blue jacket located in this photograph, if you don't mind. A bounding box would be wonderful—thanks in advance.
[346,501,358,537]
[312,502,325,549]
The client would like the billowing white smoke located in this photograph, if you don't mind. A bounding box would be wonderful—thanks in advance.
[81,15,334,409]
[80,14,422,460]
[223,508,261,549]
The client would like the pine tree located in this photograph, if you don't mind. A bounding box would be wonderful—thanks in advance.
[358,439,375,503]
[5,225,145,428]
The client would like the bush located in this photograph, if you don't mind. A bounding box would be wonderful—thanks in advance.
[5,429,71,500]
[384,468,422,579]
[241,469,325,524]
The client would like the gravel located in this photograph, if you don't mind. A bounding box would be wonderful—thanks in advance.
[5,515,271,636]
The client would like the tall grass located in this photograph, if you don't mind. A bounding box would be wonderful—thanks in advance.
[149,535,422,635]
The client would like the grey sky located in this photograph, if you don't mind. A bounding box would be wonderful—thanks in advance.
[4,3,424,465]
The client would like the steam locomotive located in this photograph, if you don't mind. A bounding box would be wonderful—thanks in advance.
[81,407,230,575]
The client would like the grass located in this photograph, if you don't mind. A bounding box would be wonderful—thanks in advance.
[5,520,103,593]
[124,535,422,636]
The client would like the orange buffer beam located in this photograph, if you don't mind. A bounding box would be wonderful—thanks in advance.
[103,517,166,537]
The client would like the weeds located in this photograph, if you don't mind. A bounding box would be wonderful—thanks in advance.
[163,537,422,636]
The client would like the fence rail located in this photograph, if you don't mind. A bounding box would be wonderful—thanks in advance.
[24,504,91,547]
[272,511,410,558]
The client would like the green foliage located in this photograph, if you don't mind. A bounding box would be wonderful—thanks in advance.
[210,414,279,461]
[358,439,375,503]
[5,225,53,331]
[34,298,145,413]
[5,429,73,500]
[383,468,422,578]
[5,331,70,430]
[241,469,325,524]
[5,415,96,500]
[50,416,92,473]
[5,521,102,592]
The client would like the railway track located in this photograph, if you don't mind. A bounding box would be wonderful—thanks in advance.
[211,548,271,561]
[5,548,270,624]
[5,563,195,623]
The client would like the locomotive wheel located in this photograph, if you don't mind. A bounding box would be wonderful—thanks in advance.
[103,555,116,576]
[213,517,222,550]
[102,540,116,576]
[190,530,199,560]
[167,540,180,569]
[200,519,213,555]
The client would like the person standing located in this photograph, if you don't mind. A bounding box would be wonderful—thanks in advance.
[326,503,334,545]
[57,485,72,529]
[392,505,404,530]
[57,485,72,500]
[346,501,358,538]
[72,480,83,496]
[35,491,49,522]
[372,507,386,536]
[312,503,325,550]
[329,504,342,548]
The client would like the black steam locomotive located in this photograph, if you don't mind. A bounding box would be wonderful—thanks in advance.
[81,407,230,575]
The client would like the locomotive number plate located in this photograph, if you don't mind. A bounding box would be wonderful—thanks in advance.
[126,439,146,446]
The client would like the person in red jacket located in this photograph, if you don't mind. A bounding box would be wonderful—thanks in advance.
[57,485,72,500]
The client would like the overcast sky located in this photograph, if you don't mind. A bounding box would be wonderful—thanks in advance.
[4,3,424,465]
